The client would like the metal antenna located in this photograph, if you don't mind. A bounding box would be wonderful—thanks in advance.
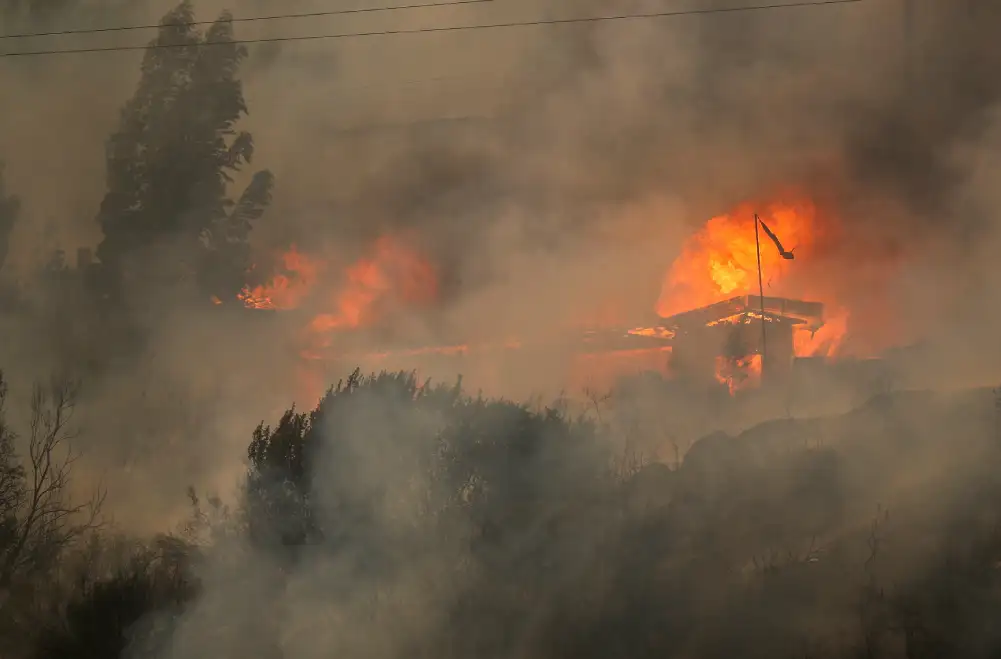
[754,214,768,375]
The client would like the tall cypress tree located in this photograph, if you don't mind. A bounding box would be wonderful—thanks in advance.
[95,1,274,303]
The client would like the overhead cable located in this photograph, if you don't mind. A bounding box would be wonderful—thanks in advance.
[0,0,865,59]
[0,0,495,40]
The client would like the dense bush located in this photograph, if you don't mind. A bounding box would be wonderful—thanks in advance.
[16,369,1001,659]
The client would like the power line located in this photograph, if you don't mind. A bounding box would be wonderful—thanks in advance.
[0,0,495,40]
[0,0,864,59]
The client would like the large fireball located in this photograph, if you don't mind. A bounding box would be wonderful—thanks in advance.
[657,196,849,358]
[657,198,819,317]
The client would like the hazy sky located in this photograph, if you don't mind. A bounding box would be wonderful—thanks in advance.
[3,0,1001,529]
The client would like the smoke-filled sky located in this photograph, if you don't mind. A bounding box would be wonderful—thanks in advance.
[2,0,1001,528]
[3,1,995,311]
[0,0,898,258]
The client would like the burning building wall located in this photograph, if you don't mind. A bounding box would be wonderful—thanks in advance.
[658,295,825,391]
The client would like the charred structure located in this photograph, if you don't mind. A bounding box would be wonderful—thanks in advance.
[658,295,825,387]
[243,293,829,396]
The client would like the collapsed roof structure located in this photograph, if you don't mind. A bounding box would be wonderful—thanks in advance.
[243,292,829,395]
[666,295,824,386]
[609,295,826,387]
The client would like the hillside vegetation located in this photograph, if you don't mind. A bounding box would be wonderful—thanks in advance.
[3,369,1000,659]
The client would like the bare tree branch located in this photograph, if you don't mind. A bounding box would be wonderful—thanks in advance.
[0,375,104,593]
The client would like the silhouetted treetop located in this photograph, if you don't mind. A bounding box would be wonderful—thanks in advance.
[244,369,608,559]
[95,0,274,303]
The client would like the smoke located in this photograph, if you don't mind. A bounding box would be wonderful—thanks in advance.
[7,4,1001,658]
[0,0,1000,554]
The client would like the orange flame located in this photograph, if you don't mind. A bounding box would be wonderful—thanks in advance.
[241,235,438,403]
[307,235,438,335]
[793,308,849,357]
[658,196,848,359]
[240,234,438,396]
[658,199,819,317]
[244,193,895,401]
[239,245,322,311]
[715,353,762,395]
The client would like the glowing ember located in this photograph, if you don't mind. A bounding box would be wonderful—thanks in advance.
[628,326,676,340]
[239,245,321,311]
[715,353,762,395]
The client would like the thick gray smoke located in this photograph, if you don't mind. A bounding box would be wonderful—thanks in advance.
[5,4,1001,659]
[1,0,1001,532]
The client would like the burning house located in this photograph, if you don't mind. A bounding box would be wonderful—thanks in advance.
[228,193,892,400]
[658,294,825,390]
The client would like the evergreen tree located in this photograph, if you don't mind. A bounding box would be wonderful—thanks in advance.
[95,1,274,303]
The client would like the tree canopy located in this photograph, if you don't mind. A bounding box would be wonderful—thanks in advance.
[94,0,273,303]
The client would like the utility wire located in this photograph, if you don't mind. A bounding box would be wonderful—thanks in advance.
[0,0,495,40]
[0,0,864,59]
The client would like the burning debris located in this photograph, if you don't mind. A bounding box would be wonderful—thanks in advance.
[657,294,824,392]
[649,195,852,393]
